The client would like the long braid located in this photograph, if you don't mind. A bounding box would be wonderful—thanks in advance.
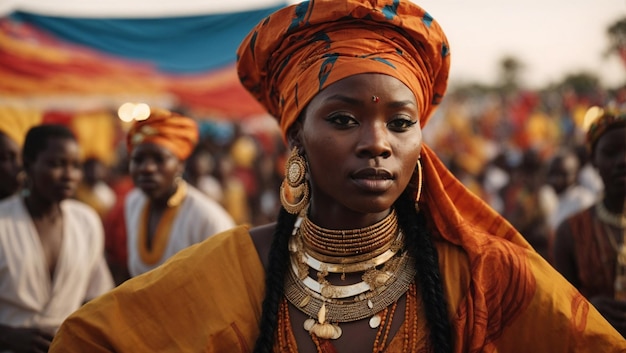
[252,207,296,353]
[395,193,453,353]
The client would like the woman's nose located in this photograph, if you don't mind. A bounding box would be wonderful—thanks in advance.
[356,122,392,159]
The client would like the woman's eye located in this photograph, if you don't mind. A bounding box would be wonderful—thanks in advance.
[388,118,417,131]
[326,114,357,127]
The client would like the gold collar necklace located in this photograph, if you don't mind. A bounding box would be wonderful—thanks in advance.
[300,209,398,257]
[596,202,626,228]
[285,210,414,340]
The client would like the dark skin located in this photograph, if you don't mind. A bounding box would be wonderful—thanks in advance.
[129,143,185,249]
[251,73,422,352]
[0,132,22,200]
[0,137,82,353]
[554,126,626,337]
[546,151,580,195]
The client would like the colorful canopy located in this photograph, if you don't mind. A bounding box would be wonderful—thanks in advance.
[0,3,287,119]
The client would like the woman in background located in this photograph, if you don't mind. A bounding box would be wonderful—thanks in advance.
[122,107,235,279]
[554,106,626,336]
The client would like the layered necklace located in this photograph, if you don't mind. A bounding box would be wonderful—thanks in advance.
[284,209,415,340]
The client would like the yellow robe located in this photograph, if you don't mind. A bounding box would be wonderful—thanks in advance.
[50,225,625,352]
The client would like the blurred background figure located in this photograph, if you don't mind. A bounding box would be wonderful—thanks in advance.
[0,130,22,201]
[500,148,552,259]
[541,147,597,236]
[183,145,223,204]
[0,124,114,353]
[74,156,116,220]
[0,113,41,201]
[122,104,235,279]
[553,106,626,337]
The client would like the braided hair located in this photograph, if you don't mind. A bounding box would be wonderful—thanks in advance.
[252,192,452,353]
[252,207,296,353]
[395,192,452,353]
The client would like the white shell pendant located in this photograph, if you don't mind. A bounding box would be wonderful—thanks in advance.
[369,314,382,328]
[304,318,316,331]
[367,299,374,309]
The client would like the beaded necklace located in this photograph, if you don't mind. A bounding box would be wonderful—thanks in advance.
[276,283,420,353]
[285,210,415,340]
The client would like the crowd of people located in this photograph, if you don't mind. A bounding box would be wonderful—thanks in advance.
[0,0,625,351]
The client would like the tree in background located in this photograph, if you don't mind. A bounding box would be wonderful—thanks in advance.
[606,17,626,69]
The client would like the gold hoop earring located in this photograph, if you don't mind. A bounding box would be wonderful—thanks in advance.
[280,147,310,214]
[415,159,423,203]
[406,159,423,212]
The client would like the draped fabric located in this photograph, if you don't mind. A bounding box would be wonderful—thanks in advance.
[236,0,620,349]
[49,227,626,352]
[0,4,286,118]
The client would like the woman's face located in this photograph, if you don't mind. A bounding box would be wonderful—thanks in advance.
[27,137,82,203]
[129,143,184,201]
[296,73,422,218]
[0,134,22,198]
[592,126,626,197]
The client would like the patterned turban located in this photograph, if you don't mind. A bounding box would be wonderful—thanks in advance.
[126,107,199,161]
[236,2,554,343]
[584,106,626,151]
[237,0,450,139]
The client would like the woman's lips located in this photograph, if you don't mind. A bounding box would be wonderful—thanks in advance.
[351,168,394,192]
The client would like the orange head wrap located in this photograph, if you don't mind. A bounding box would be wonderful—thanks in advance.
[237,0,450,140]
[126,107,199,161]
[237,1,544,340]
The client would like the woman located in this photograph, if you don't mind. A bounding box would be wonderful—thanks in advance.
[121,107,235,279]
[0,124,113,353]
[50,1,624,352]
[553,106,626,336]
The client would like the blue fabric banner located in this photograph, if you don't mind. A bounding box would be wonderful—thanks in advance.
[9,4,285,73]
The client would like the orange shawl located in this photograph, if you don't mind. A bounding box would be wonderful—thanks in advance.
[237,0,622,349]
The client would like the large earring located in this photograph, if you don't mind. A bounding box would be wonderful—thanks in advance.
[406,159,423,212]
[280,147,310,214]
[415,159,423,203]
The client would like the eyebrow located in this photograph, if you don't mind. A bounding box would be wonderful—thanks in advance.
[324,94,416,108]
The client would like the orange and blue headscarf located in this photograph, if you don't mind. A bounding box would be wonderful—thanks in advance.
[237,0,450,137]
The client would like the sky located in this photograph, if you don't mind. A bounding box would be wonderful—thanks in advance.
[410,0,626,89]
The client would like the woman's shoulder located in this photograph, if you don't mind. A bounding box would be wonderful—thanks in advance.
[249,222,277,271]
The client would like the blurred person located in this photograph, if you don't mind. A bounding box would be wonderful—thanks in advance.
[500,148,552,259]
[51,1,624,352]
[574,143,604,198]
[217,153,251,225]
[541,147,596,234]
[0,130,22,201]
[123,106,235,278]
[74,157,116,220]
[183,145,224,204]
[554,107,626,337]
[480,151,511,214]
[0,124,114,353]
[102,145,135,286]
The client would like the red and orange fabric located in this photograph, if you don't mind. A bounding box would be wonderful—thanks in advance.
[126,107,199,161]
[237,0,624,349]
